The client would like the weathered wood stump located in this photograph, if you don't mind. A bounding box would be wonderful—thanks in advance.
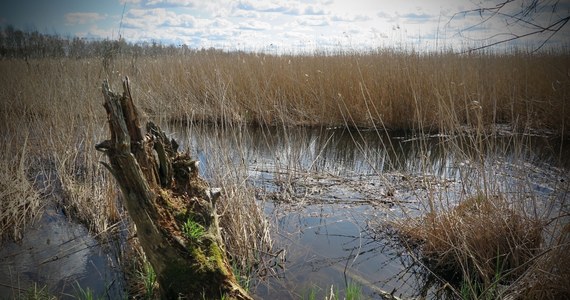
[95,77,251,299]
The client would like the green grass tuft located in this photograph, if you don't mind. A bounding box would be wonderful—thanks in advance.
[182,217,205,241]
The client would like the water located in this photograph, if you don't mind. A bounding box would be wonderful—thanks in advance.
[172,124,569,299]
[252,202,419,299]
[2,124,567,299]
[0,201,125,299]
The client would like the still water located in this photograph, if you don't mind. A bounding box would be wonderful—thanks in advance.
[173,124,569,299]
[0,201,125,299]
[1,124,567,299]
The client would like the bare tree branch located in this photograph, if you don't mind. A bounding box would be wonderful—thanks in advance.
[449,0,569,52]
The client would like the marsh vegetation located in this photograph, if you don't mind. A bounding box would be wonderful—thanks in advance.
[0,30,569,299]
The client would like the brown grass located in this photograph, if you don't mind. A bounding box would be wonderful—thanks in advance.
[170,122,275,281]
[0,129,41,242]
[510,223,570,299]
[397,194,545,297]
[0,47,568,296]
[0,54,275,290]
[123,49,570,134]
[392,96,569,299]
[3,50,569,133]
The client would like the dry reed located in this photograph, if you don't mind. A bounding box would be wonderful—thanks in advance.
[0,129,41,242]
[391,80,569,298]
[397,194,544,297]
[172,122,275,281]
[121,49,570,135]
[1,44,568,297]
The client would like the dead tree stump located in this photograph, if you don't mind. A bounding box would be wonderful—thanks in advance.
[95,77,251,299]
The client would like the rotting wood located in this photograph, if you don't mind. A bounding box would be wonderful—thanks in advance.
[95,76,251,300]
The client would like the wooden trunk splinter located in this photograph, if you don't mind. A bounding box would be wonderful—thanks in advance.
[95,77,251,300]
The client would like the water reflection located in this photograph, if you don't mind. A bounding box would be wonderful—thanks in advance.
[173,124,568,179]
[171,123,569,299]
[253,202,424,299]
[0,202,125,299]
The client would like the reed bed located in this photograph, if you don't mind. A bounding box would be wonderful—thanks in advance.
[391,97,569,298]
[0,128,41,242]
[1,44,569,297]
[0,53,276,292]
[3,49,569,133]
[121,49,570,135]
[0,58,120,237]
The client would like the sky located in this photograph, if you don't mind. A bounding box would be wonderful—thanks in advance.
[1,0,569,52]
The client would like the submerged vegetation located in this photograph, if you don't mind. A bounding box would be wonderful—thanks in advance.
[0,28,569,298]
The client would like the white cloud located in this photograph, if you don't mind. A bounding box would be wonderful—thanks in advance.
[239,20,271,31]
[65,12,105,25]
[399,12,436,24]
[331,14,370,22]
[284,4,327,16]
[80,0,567,52]
[236,1,290,13]
[231,9,260,18]
[303,5,326,15]
[210,18,234,29]
[297,17,329,27]
[160,14,196,27]
[234,1,328,16]
[146,0,195,7]
[76,25,115,39]
[123,8,188,29]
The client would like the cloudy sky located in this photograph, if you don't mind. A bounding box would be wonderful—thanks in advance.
[1,0,568,52]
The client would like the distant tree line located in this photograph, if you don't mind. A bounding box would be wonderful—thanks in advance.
[0,25,207,60]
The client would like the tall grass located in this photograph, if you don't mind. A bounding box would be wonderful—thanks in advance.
[392,76,569,299]
[3,49,568,134]
[1,46,568,297]
[0,128,41,242]
[173,122,274,281]
[0,70,49,242]
[0,54,274,292]
[120,49,569,135]
[0,58,118,237]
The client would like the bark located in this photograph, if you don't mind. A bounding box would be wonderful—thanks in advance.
[95,77,251,300]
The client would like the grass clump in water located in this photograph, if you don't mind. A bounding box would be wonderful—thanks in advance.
[344,281,362,300]
[397,194,548,298]
[74,282,102,300]
[23,283,56,300]
[303,282,363,300]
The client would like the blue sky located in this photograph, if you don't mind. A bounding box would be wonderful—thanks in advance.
[1,0,568,52]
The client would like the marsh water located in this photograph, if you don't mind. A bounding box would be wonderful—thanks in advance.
[1,124,568,299]
[175,124,569,299]
[0,201,126,299]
